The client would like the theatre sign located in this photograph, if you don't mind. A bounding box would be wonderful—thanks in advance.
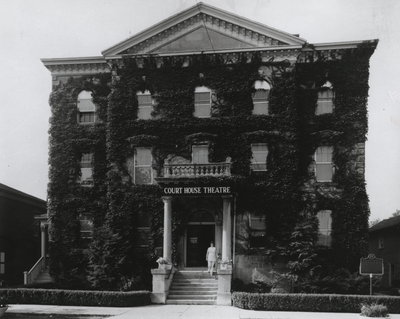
[163,186,232,195]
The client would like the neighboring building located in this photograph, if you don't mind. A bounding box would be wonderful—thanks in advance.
[42,3,377,303]
[0,183,47,286]
[369,216,400,288]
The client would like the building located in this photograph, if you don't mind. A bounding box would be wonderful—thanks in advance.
[0,183,47,286]
[369,216,400,288]
[42,3,377,303]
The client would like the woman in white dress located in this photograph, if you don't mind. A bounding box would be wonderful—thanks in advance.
[206,242,217,275]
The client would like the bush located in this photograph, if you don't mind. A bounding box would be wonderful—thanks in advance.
[0,288,150,307]
[232,292,400,313]
[360,303,389,317]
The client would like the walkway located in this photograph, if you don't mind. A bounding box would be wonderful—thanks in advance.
[7,304,400,319]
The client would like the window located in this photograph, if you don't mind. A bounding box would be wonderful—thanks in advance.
[378,238,384,249]
[194,86,211,118]
[249,214,266,248]
[0,252,4,274]
[252,80,271,115]
[137,90,154,120]
[192,144,209,164]
[314,146,334,182]
[134,147,153,184]
[80,153,94,186]
[80,218,94,239]
[317,210,332,247]
[77,90,96,124]
[251,143,268,171]
[316,81,334,115]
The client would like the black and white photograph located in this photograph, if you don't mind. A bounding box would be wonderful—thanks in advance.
[0,0,399,318]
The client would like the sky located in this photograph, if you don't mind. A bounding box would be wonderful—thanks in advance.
[0,0,399,222]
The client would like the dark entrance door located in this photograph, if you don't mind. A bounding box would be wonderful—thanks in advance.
[186,224,215,267]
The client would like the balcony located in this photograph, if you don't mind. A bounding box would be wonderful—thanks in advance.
[163,157,231,178]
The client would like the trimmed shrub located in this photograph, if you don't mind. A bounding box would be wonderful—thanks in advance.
[360,303,389,317]
[232,292,400,313]
[0,288,150,307]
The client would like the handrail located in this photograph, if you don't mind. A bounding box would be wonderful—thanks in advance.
[24,256,45,285]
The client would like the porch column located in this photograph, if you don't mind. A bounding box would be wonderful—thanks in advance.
[162,196,172,263]
[40,223,47,258]
[221,196,232,261]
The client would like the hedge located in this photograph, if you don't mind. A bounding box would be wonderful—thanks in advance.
[232,292,400,313]
[0,288,150,307]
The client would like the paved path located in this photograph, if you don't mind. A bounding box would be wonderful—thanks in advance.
[7,304,400,319]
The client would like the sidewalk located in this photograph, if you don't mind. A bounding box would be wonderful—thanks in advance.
[7,304,400,319]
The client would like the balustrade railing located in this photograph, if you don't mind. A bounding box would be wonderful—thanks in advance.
[164,162,231,178]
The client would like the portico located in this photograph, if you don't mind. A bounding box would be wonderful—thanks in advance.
[152,189,233,305]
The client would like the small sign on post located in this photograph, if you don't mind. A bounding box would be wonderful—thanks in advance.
[359,254,384,295]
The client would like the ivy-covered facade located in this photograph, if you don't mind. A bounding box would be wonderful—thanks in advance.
[42,3,377,296]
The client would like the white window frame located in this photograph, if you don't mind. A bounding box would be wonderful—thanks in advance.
[194,86,211,118]
[317,210,332,247]
[137,90,154,120]
[134,147,153,185]
[191,144,209,164]
[314,146,334,182]
[316,81,334,115]
[252,80,271,115]
[77,90,96,124]
[251,143,268,172]
[80,153,94,187]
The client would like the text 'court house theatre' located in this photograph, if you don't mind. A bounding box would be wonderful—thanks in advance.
[41,2,377,305]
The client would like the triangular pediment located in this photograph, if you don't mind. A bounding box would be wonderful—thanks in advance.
[102,2,306,56]
[153,26,256,54]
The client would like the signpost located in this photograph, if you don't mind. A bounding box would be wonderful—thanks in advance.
[359,254,384,295]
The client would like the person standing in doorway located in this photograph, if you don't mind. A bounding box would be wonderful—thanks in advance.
[206,242,217,276]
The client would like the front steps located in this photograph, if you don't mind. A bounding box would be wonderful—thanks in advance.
[166,269,218,305]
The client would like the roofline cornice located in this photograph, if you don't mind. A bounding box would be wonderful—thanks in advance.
[41,56,110,76]
[101,2,305,56]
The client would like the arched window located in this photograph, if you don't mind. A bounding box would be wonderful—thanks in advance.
[77,90,96,124]
[194,86,211,118]
[137,90,154,120]
[316,81,334,115]
[252,80,271,115]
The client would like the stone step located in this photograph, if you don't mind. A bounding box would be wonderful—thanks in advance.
[170,285,218,291]
[168,294,216,300]
[166,301,216,305]
[173,280,217,284]
[169,289,217,295]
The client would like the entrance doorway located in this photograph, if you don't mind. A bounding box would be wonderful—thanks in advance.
[186,224,215,267]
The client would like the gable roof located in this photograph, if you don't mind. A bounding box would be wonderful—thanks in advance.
[0,183,46,211]
[102,2,306,56]
[370,215,400,232]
